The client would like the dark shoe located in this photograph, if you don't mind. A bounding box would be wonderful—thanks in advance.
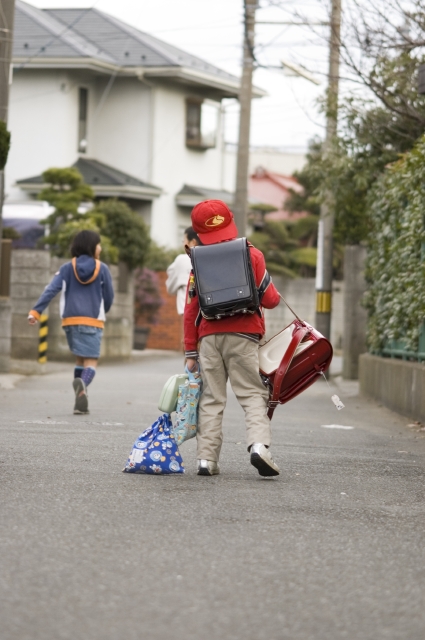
[73,378,89,414]
[250,443,280,477]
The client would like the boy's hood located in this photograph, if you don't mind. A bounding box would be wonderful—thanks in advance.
[74,255,99,283]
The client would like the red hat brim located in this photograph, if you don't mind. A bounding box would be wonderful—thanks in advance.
[196,218,239,245]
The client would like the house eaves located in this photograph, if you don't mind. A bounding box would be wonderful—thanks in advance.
[11,57,264,98]
[143,67,267,99]
[17,181,161,202]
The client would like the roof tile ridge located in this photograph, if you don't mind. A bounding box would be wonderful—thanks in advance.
[42,7,117,64]
[17,1,101,59]
[89,9,178,67]
[80,157,122,185]
[91,8,237,79]
[78,157,152,187]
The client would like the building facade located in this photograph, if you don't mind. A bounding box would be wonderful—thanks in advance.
[7,2,266,247]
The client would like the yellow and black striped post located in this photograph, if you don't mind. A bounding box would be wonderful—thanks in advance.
[38,314,48,364]
[316,291,332,314]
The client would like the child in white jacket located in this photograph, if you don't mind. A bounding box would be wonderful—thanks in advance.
[165,227,199,315]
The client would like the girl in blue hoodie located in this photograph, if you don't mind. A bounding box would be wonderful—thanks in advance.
[28,230,114,414]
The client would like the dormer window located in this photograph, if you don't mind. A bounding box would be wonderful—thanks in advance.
[78,87,88,153]
[186,99,219,150]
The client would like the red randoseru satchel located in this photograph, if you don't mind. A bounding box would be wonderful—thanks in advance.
[259,298,333,420]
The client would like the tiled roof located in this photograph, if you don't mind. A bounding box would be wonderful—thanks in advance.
[175,184,234,207]
[17,157,162,200]
[13,2,261,98]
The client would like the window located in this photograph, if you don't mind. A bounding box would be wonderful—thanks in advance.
[78,88,88,153]
[186,99,219,149]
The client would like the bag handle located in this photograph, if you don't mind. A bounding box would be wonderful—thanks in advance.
[267,325,310,420]
[185,363,201,383]
[278,292,302,322]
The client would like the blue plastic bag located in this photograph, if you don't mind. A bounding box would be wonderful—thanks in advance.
[123,413,184,474]
[173,367,202,446]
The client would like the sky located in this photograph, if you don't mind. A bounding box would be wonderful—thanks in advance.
[25,0,333,151]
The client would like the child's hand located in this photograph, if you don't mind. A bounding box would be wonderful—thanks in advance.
[28,315,38,326]
[186,358,197,372]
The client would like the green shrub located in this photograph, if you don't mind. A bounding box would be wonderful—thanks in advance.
[93,199,150,270]
[0,121,11,170]
[365,135,425,351]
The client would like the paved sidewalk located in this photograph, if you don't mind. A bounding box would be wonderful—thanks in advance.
[0,354,424,640]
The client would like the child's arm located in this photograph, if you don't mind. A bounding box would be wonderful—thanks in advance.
[183,272,200,361]
[252,249,280,309]
[28,270,64,324]
[101,265,114,313]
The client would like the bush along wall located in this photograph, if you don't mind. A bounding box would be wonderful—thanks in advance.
[364,134,425,355]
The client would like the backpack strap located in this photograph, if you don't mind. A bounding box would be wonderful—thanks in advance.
[257,270,271,303]
[267,324,310,420]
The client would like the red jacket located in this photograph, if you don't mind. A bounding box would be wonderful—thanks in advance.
[184,244,280,356]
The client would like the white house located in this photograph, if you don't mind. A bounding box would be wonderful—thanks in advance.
[7,1,265,247]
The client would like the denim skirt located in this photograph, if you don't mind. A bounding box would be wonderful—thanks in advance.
[64,325,103,358]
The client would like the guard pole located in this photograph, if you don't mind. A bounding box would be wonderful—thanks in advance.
[38,314,48,364]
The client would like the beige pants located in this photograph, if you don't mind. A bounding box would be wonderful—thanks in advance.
[197,333,271,462]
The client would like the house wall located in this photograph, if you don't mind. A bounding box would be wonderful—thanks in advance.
[7,69,81,200]
[6,70,229,250]
[222,147,307,193]
[149,85,224,247]
[91,76,152,182]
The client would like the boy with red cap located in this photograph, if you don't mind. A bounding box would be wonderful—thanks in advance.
[184,199,281,477]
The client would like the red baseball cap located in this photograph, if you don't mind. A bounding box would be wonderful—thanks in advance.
[191,199,238,245]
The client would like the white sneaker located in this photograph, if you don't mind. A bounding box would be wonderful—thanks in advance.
[250,443,280,477]
[197,460,220,476]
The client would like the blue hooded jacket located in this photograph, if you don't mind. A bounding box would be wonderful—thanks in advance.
[30,256,114,328]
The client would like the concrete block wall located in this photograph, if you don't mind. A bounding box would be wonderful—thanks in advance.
[10,250,51,360]
[142,273,345,353]
[264,276,344,349]
[10,250,134,362]
[342,246,367,379]
[360,353,425,422]
[0,297,12,372]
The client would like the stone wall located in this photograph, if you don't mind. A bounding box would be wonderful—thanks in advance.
[359,353,425,422]
[10,250,134,361]
[264,276,344,349]
[140,273,345,352]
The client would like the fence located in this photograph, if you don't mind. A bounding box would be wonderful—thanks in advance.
[380,324,425,362]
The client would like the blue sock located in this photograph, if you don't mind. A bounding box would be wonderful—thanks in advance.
[81,367,96,387]
[74,366,84,379]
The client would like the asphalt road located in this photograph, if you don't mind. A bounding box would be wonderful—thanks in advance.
[0,352,424,640]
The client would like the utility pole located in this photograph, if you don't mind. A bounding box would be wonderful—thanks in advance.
[0,0,15,373]
[315,0,341,339]
[233,0,257,237]
[0,0,16,258]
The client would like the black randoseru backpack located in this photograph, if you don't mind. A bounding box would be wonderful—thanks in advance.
[191,238,260,320]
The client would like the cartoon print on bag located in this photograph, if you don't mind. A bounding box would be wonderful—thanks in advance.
[123,414,184,474]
